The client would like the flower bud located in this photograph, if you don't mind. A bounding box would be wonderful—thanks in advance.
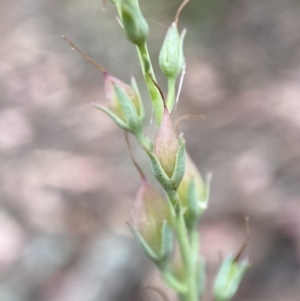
[144,107,186,196]
[130,179,173,264]
[177,154,211,229]
[159,23,186,80]
[61,36,144,132]
[213,255,250,301]
[104,73,142,119]
[154,108,179,178]
[91,74,144,134]
[120,0,149,46]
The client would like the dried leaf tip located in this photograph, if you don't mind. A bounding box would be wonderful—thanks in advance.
[174,0,190,25]
[124,132,146,181]
[175,114,205,136]
[234,217,250,262]
[62,35,106,74]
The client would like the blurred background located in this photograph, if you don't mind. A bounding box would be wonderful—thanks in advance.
[1,0,300,300]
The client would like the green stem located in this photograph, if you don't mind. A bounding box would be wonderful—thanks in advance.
[115,1,163,123]
[170,194,199,301]
[135,131,152,149]
[137,43,164,125]
[167,77,176,112]
[163,270,187,293]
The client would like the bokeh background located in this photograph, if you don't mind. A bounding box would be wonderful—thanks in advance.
[1,0,300,300]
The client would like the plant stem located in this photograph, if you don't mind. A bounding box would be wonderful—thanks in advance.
[170,194,199,301]
[115,5,163,124]
[167,77,176,112]
[135,131,152,149]
[137,43,164,125]
[163,270,187,293]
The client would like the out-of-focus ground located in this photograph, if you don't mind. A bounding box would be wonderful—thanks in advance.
[1,0,300,300]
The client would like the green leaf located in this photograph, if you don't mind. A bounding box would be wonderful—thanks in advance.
[90,102,129,131]
[213,255,250,301]
[143,147,174,193]
[160,221,173,264]
[128,223,159,263]
[171,134,186,189]
[185,178,200,230]
[113,83,142,132]
[130,77,144,120]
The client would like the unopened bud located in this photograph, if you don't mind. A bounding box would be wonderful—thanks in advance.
[159,23,186,80]
[91,74,144,134]
[130,179,173,264]
[178,154,211,229]
[144,107,186,196]
[120,0,149,46]
[213,255,250,301]
[154,108,179,177]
